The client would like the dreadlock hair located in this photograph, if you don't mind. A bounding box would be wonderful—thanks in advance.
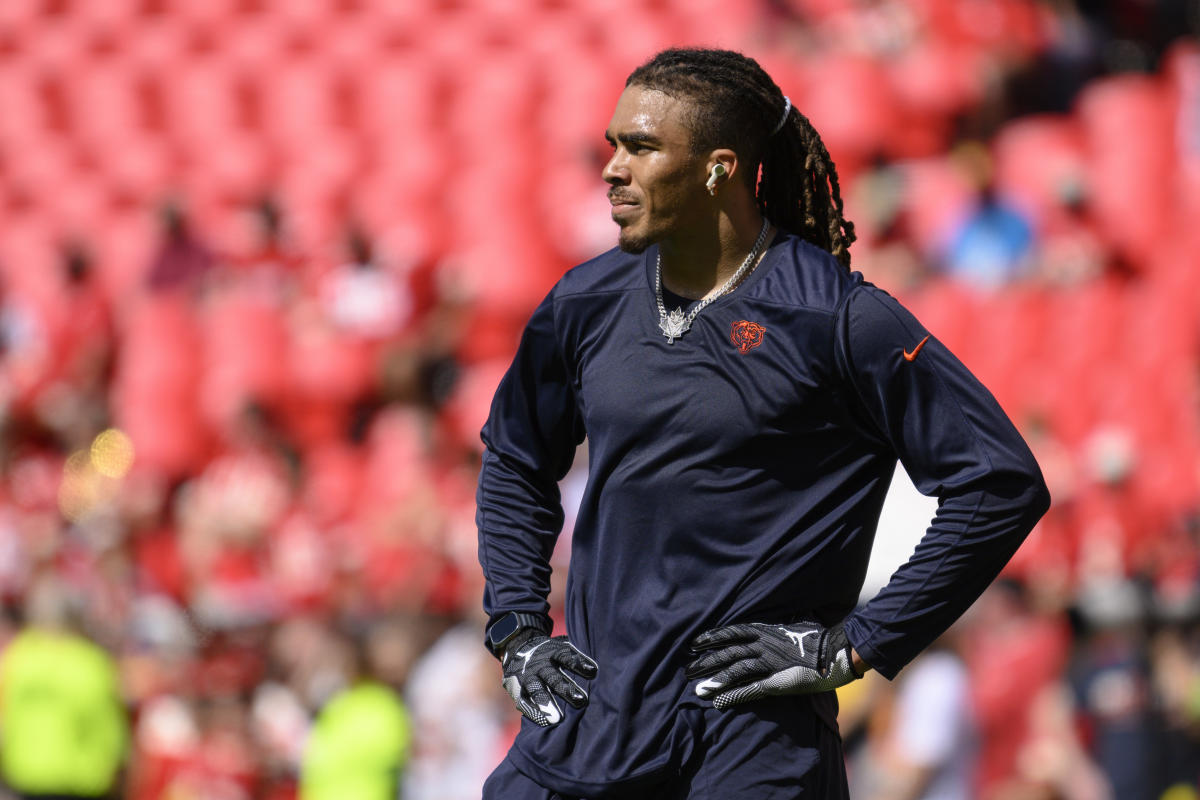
[626,48,857,269]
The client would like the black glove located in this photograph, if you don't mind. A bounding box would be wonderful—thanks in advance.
[685,621,862,710]
[500,629,598,727]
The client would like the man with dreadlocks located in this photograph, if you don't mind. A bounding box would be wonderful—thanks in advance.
[476,48,1049,797]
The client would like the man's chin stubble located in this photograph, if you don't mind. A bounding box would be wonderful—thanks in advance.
[617,230,652,254]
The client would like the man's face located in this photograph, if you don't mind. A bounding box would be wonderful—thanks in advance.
[603,86,708,253]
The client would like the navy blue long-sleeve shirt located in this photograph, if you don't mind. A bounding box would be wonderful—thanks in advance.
[477,232,1049,795]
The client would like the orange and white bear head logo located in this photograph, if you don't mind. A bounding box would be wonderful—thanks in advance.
[729,320,766,354]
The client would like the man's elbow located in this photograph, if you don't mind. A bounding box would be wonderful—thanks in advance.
[1020,464,1052,524]
[983,458,1052,529]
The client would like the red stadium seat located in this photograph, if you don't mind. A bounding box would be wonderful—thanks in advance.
[0,215,58,296]
[357,58,442,189]
[992,115,1087,231]
[440,358,511,453]
[69,0,140,26]
[112,295,213,477]
[1120,280,1198,380]
[1076,75,1173,268]
[0,0,39,27]
[86,211,157,301]
[159,63,240,151]
[0,65,43,147]
[919,0,1042,56]
[538,43,623,152]
[584,9,690,73]
[444,51,540,160]
[165,0,248,25]
[966,287,1048,418]
[47,177,111,234]
[353,0,437,28]
[1044,277,1125,377]
[799,53,900,171]
[198,283,291,431]
[1162,40,1200,240]
[536,157,616,265]
[783,0,855,20]
[1136,439,1200,517]
[889,40,983,120]
[71,67,148,153]
[260,63,339,152]
[301,440,365,526]
[665,0,758,47]
[1036,279,1129,445]
[1148,231,1200,310]
[362,405,433,510]
[897,156,976,257]
[18,17,82,73]
[219,19,280,71]
[104,136,174,200]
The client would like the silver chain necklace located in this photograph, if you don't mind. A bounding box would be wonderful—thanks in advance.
[656,219,771,344]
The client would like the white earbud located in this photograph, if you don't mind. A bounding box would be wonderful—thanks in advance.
[706,163,727,195]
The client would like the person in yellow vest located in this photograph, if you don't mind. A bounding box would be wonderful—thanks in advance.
[299,627,414,800]
[0,577,128,800]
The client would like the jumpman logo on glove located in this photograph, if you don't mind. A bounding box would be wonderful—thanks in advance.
[685,620,862,710]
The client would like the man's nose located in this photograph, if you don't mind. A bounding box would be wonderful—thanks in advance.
[602,152,628,185]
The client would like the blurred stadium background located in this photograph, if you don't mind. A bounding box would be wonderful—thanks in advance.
[0,0,1199,798]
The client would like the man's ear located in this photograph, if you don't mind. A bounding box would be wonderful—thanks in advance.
[705,148,740,191]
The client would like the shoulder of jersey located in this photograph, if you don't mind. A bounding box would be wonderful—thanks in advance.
[748,234,863,314]
[556,246,644,297]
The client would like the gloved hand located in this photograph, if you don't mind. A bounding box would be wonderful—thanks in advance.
[501,629,598,727]
[684,621,862,710]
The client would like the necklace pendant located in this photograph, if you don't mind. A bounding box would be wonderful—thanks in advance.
[659,308,689,343]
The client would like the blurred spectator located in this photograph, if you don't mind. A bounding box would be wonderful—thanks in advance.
[298,627,414,800]
[177,409,293,629]
[940,144,1035,288]
[30,241,114,448]
[0,283,54,424]
[849,157,929,293]
[1000,680,1113,800]
[317,225,411,343]
[0,271,7,360]
[1069,580,1161,800]
[965,580,1073,796]
[145,202,215,294]
[1033,192,1107,286]
[1003,0,1104,117]
[1149,622,1200,794]
[224,195,305,304]
[278,224,415,453]
[0,575,128,799]
[56,241,113,389]
[852,630,976,800]
[114,205,212,478]
[403,622,511,800]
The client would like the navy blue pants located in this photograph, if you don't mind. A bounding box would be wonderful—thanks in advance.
[483,705,850,800]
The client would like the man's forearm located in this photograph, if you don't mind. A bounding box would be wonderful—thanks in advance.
[845,477,1050,679]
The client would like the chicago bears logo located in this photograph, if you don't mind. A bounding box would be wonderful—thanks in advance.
[730,320,766,353]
